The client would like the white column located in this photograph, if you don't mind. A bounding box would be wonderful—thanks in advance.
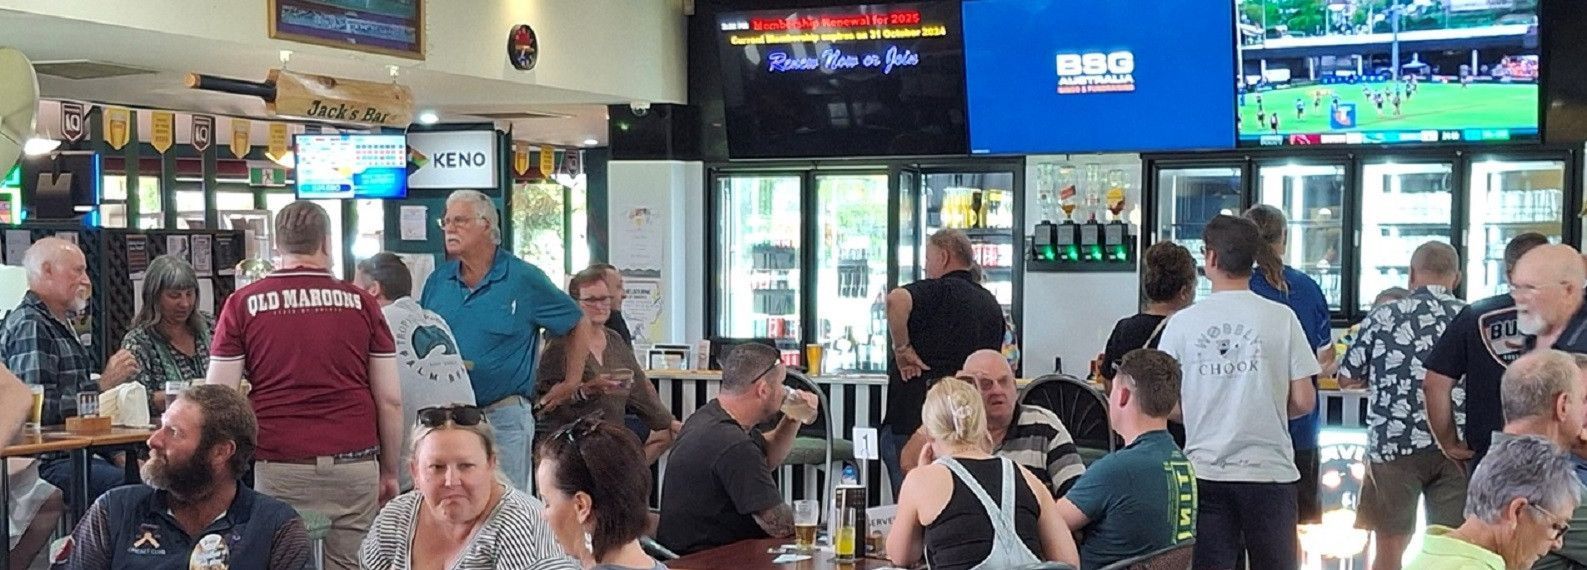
[608,160,706,345]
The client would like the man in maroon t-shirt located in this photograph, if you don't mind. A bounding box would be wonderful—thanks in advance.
[205,201,402,570]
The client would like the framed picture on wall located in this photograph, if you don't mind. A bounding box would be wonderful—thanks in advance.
[268,0,425,60]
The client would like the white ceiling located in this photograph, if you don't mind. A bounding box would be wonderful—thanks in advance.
[0,9,611,147]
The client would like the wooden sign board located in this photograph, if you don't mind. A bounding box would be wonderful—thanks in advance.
[266,69,414,127]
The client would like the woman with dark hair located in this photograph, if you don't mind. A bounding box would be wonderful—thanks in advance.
[1244,204,1334,528]
[1101,241,1197,381]
[537,416,665,570]
[535,266,676,463]
[119,254,212,411]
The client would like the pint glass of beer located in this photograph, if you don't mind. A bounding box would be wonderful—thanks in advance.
[793,499,819,551]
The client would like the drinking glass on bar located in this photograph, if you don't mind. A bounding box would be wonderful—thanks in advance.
[793,499,819,551]
[26,384,43,431]
[834,507,858,562]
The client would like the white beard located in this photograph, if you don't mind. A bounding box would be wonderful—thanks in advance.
[69,295,88,314]
[1518,311,1547,336]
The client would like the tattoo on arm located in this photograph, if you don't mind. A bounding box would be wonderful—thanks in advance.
[753,503,796,538]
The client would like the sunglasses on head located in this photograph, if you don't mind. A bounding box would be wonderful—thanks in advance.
[551,411,605,446]
[416,405,486,428]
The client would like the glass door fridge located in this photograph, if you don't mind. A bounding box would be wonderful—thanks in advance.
[1465,158,1566,301]
[1359,161,1455,310]
[920,170,1018,311]
[1153,165,1246,301]
[814,173,890,374]
[1257,163,1348,312]
[715,174,803,346]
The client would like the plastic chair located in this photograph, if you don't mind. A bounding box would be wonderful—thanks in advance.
[1096,539,1196,570]
[295,508,331,570]
[1018,374,1117,453]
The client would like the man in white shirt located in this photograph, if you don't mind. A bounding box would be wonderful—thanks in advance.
[1157,214,1320,570]
[354,252,475,492]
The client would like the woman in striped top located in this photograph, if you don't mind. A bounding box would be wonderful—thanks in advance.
[360,405,579,569]
[536,416,666,570]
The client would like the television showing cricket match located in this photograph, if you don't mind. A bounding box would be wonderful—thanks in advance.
[1237,0,1540,147]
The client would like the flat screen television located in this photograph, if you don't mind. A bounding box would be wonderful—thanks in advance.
[293,133,409,199]
[1236,1,1540,146]
[963,0,1237,155]
[716,2,969,159]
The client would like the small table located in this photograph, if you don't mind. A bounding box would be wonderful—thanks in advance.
[75,427,154,521]
[669,539,893,570]
[3,432,92,563]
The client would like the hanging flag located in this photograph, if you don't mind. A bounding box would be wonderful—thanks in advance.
[538,144,554,178]
[230,118,251,159]
[191,115,214,152]
[562,149,582,177]
[59,101,87,142]
[150,111,175,154]
[104,107,131,150]
[513,141,529,176]
[267,123,290,161]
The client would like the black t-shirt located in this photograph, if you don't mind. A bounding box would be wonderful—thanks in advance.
[1424,294,1524,459]
[656,400,782,555]
[923,458,1043,569]
[885,271,1004,434]
[1101,313,1167,380]
[606,310,634,348]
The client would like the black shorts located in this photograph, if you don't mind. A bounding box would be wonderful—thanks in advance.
[1295,447,1322,524]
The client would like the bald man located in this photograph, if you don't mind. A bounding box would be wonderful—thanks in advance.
[1,238,137,508]
[1339,241,1468,570]
[899,349,1085,497]
[1513,244,1587,354]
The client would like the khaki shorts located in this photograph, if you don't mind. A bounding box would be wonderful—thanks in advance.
[1355,448,1468,535]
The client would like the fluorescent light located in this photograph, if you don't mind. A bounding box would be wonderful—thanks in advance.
[417,111,439,125]
[23,137,60,156]
[582,138,598,146]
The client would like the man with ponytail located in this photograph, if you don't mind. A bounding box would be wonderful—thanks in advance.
[1244,204,1335,527]
[1157,214,1320,570]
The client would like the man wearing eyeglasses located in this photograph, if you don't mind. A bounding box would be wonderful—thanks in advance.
[1489,349,1587,570]
[898,349,1085,498]
[1513,244,1587,356]
[421,189,597,492]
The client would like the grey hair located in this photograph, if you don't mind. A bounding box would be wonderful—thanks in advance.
[1464,435,1581,524]
[22,237,76,286]
[355,252,412,301]
[130,255,205,334]
[1501,349,1580,423]
[720,343,781,394]
[445,190,502,245]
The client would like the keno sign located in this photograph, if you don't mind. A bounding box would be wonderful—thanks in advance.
[407,130,499,189]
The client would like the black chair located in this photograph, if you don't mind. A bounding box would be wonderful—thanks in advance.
[1018,374,1118,457]
[1096,539,1196,570]
[639,536,679,562]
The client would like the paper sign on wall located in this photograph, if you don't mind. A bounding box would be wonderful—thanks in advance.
[399,205,428,241]
[406,130,499,189]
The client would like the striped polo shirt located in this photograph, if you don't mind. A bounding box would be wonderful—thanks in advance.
[997,404,1086,498]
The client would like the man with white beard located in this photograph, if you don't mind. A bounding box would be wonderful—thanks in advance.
[1512,244,1587,354]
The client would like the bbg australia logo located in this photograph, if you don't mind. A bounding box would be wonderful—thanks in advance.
[1055,51,1136,95]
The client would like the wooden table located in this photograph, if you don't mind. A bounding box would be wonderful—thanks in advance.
[3,432,92,563]
[669,539,894,570]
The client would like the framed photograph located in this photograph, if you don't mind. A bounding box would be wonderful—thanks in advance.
[646,344,693,371]
[268,0,425,60]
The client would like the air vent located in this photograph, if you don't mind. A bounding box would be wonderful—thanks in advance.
[468,111,573,120]
[33,60,157,80]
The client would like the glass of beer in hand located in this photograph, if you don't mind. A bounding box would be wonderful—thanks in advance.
[793,499,819,551]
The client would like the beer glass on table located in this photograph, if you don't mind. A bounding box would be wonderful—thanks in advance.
[26,384,43,431]
[793,499,819,551]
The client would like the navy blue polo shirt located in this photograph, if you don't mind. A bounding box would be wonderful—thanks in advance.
[62,484,309,569]
[1252,266,1332,450]
[1524,298,1587,355]
[421,249,583,405]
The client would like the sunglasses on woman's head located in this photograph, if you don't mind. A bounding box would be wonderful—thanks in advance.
[416,405,486,428]
[552,411,604,445]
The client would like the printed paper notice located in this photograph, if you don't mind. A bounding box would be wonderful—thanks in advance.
[5,230,31,266]
[167,235,190,264]
[191,234,213,274]
[400,205,427,241]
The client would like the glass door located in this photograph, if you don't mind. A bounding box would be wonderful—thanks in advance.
[896,168,920,286]
[1154,165,1245,301]
[1466,158,1565,301]
[815,173,889,374]
[1257,163,1347,312]
[1359,161,1454,310]
[921,171,1018,310]
[715,174,803,345]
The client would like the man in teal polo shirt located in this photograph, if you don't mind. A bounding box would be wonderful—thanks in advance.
[421,189,595,490]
